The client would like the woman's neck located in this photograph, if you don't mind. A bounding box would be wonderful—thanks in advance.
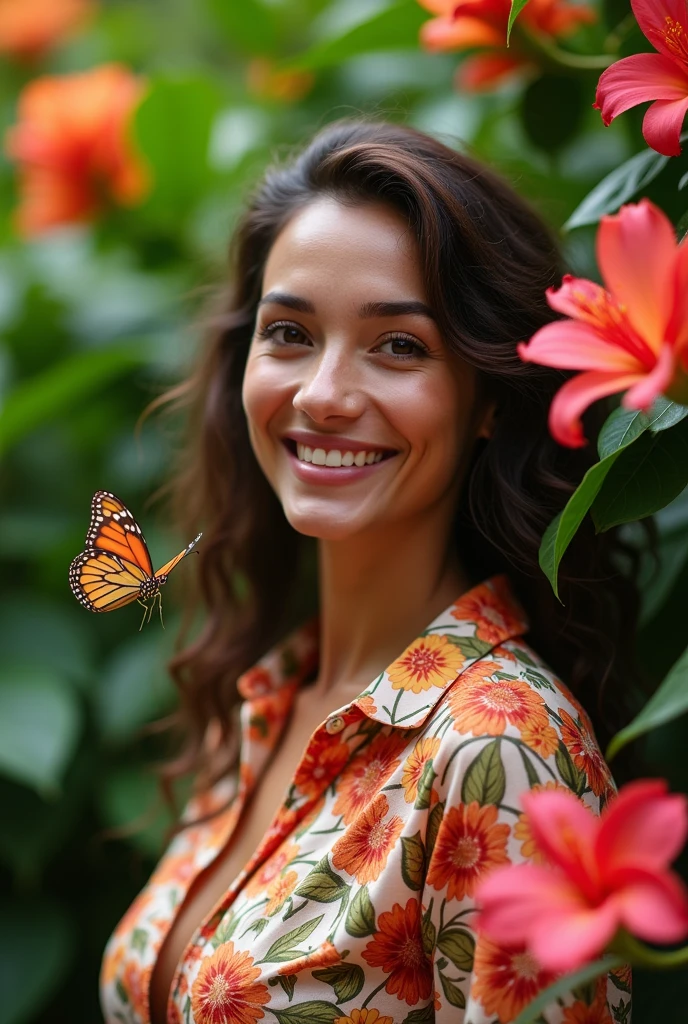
[309,512,471,702]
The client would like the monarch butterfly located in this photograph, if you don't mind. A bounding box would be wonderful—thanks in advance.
[69,490,202,629]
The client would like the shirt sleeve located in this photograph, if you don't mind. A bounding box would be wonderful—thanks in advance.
[423,724,630,1023]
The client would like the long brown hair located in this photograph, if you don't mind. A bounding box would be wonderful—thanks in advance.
[155,118,644,796]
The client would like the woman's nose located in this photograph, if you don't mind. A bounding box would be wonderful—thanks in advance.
[291,345,365,421]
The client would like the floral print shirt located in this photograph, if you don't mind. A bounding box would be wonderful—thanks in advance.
[100,574,631,1024]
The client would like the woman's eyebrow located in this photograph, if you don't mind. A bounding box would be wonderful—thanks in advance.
[259,292,435,322]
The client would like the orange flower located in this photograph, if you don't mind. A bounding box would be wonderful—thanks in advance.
[334,1010,394,1024]
[247,58,315,103]
[559,708,611,797]
[293,732,350,798]
[0,0,93,61]
[100,942,125,987]
[277,940,340,976]
[362,898,433,1005]
[333,734,405,823]
[387,634,465,694]
[122,960,151,1022]
[449,670,549,736]
[355,694,378,716]
[248,687,294,745]
[151,852,196,889]
[244,840,300,897]
[563,992,613,1024]
[520,718,559,759]
[332,793,404,884]
[191,942,269,1024]
[264,869,299,916]
[426,801,510,900]
[401,736,441,803]
[5,63,148,235]
[471,938,557,1023]
[513,781,571,861]
[451,577,526,643]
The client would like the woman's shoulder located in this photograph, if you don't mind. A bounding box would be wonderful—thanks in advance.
[423,636,616,811]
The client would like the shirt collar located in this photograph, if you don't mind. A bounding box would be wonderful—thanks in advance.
[237,574,529,730]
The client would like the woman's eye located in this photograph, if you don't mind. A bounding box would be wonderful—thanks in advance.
[378,335,427,359]
[259,322,308,346]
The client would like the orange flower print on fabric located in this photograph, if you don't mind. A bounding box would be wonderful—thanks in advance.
[293,732,350,798]
[451,577,526,644]
[151,852,196,889]
[332,794,404,884]
[401,736,441,803]
[513,781,571,862]
[191,942,269,1024]
[355,694,378,716]
[362,898,433,1005]
[244,840,300,897]
[334,1010,394,1024]
[449,667,549,736]
[426,801,510,900]
[248,687,294,746]
[387,634,465,694]
[264,869,299,916]
[563,993,613,1024]
[278,941,340,976]
[122,960,151,1022]
[333,734,405,823]
[559,707,610,797]
[520,717,560,759]
[471,939,557,1023]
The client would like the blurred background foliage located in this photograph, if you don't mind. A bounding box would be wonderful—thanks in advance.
[0,0,687,1021]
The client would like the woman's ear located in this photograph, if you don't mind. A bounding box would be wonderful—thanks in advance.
[476,400,498,441]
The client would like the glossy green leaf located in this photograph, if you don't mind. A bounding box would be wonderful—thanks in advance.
[285,0,426,71]
[0,343,150,454]
[0,901,75,1024]
[0,599,95,689]
[592,415,688,531]
[564,147,669,230]
[607,643,688,760]
[95,630,176,742]
[0,664,81,795]
[96,765,176,858]
[520,75,585,153]
[513,956,624,1023]
[205,0,278,54]
[507,0,532,39]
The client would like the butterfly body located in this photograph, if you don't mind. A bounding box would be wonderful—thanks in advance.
[69,490,201,628]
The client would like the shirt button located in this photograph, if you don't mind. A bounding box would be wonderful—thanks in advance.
[325,715,346,735]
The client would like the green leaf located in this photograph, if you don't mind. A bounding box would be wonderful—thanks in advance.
[439,971,466,1008]
[0,344,150,455]
[0,901,76,1024]
[520,75,585,153]
[414,758,436,809]
[134,74,224,220]
[97,765,176,858]
[276,974,296,1000]
[401,832,426,891]
[555,742,586,796]
[443,635,493,659]
[0,664,81,795]
[96,631,175,742]
[402,1006,434,1024]
[607,642,688,760]
[345,886,376,938]
[312,962,364,1002]
[437,928,476,972]
[461,739,506,805]
[262,915,324,963]
[564,148,669,231]
[518,745,541,788]
[295,858,350,903]
[513,956,623,1023]
[421,906,436,956]
[285,0,426,72]
[591,416,688,531]
[131,928,148,955]
[508,0,533,39]
[272,1001,341,1024]
[204,0,278,55]
[426,800,444,858]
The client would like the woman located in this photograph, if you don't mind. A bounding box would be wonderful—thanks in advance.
[100,120,637,1024]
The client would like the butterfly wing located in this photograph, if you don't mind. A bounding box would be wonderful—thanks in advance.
[154,532,203,579]
[85,490,154,577]
[69,549,149,613]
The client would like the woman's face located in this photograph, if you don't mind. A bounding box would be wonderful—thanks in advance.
[242,197,493,542]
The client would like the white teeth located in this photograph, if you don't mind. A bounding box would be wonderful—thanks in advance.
[293,442,390,468]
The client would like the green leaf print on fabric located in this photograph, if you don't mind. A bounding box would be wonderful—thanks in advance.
[295,857,350,903]
[344,885,376,938]
[401,832,426,891]
[312,961,365,1001]
[401,1005,434,1023]
[261,915,324,963]
[555,741,586,796]
[269,974,297,1001]
[131,927,147,955]
[442,635,493,659]
[461,739,506,805]
[421,905,436,956]
[413,759,436,810]
[426,800,444,858]
[272,999,341,1023]
[437,928,475,972]
[439,971,466,1008]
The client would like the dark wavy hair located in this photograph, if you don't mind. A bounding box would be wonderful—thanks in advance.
[154,118,644,797]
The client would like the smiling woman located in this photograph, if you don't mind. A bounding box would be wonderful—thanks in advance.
[100,120,642,1024]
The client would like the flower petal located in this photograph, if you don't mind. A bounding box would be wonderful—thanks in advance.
[667,239,688,353]
[420,15,503,51]
[622,342,676,409]
[416,0,455,14]
[594,52,688,126]
[631,0,688,65]
[456,52,526,91]
[613,870,688,943]
[596,779,688,876]
[643,94,688,156]
[518,321,643,372]
[521,789,600,897]
[548,370,646,447]
[476,862,585,947]
[529,900,620,973]
[597,199,677,350]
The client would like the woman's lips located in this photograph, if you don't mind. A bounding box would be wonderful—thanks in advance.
[282,440,398,486]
